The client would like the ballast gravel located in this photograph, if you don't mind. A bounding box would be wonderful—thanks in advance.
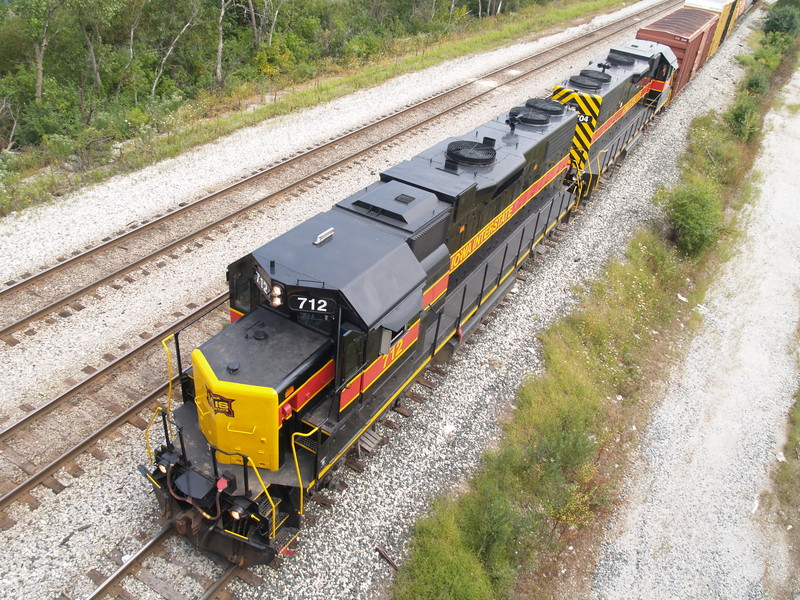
[0,2,782,599]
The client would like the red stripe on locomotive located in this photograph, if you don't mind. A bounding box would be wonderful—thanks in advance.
[339,321,421,410]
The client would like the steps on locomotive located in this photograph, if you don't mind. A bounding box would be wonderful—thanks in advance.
[294,435,319,455]
[256,492,283,515]
[272,525,301,556]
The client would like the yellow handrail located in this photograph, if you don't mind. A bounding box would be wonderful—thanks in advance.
[245,455,277,538]
[595,149,609,193]
[144,406,163,464]
[160,334,176,439]
[291,427,320,515]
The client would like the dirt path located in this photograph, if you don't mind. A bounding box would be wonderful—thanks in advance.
[588,67,800,599]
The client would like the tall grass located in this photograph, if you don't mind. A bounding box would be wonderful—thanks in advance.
[394,228,692,600]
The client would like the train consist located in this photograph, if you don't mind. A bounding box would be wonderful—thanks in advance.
[140,0,752,566]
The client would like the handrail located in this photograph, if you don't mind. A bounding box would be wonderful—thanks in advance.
[209,443,279,539]
[594,148,609,194]
[245,455,277,538]
[291,427,320,515]
[160,334,176,438]
[144,406,163,464]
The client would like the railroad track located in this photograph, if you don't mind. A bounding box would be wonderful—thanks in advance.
[79,365,421,600]
[0,0,681,346]
[82,525,250,600]
[0,295,228,524]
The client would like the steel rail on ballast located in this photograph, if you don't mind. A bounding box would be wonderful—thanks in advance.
[0,0,681,339]
[197,564,241,600]
[0,378,173,512]
[0,294,225,441]
[82,524,172,600]
[0,295,229,513]
[82,524,240,600]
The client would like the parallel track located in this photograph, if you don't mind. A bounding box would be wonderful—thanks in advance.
[83,525,245,600]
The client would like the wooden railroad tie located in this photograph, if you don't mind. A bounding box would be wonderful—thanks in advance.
[237,568,265,587]
[136,568,191,600]
[311,493,335,508]
[415,376,437,389]
[393,405,413,418]
[346,457,366,473]
[405,390,425,403]
[428,364,447,376]
[381,418,400,431]
[0,512,16,532]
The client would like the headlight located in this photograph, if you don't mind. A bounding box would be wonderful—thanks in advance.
[229,497,250,521]
[269,283,285,307]
[157,450,180,473]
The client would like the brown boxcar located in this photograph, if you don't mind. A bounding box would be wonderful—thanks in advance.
[636,8,717,96]
[684,0,736,56]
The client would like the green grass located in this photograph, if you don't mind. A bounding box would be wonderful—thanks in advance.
[776,390,800,505]
[0,0,630,217]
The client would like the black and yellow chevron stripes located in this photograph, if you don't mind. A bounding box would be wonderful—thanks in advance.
[552,85,602,172]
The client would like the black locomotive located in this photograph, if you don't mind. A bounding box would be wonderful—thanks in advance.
[140,38,678,565]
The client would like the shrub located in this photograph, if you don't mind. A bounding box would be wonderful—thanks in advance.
[457,477,520,593]
[726,96,761,141]
[664,180,722,256]
[743,67,769,95]
[394,503,495,600]
[41,134,75,161]
[776,0,800,11]
[751,41,783,71]
[763,30,796,54]
[765,5,800,36]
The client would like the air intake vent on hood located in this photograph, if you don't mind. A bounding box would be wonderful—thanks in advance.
[445,140,496,166]
[606,52,635,66]
[568,75,602,91]
[509,106,550,125]
[580,69,612,82]
[525,98,565,115]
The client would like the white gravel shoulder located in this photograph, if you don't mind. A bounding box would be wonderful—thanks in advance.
[589,58,800,600]
[0,0,666,284]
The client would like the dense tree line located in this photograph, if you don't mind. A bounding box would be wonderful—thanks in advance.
[0,0,538,154]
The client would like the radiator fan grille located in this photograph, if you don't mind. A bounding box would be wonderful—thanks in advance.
[445,141,497,166]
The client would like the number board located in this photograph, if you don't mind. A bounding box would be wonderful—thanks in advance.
[253,266,271,297]
[288,294,337,314]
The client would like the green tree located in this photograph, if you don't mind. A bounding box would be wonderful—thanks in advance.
[764,5,800,36]
[11,0,67,102]
[68,0,123,122]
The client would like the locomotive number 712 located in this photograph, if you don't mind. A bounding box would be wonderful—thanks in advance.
[288,294,337,314]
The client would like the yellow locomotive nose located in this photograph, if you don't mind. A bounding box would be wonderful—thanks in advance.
[192,349,281,470]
